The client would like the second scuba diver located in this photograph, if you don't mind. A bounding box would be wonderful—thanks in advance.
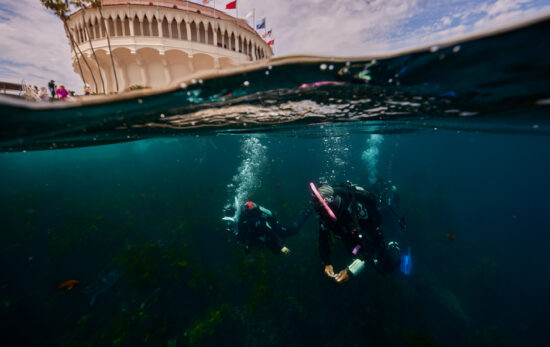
[310,182,401,284]
[223,201,311,255]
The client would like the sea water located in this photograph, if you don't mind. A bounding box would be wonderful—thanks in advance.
[0,18,549,347]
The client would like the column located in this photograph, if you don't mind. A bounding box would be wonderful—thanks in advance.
[185,22,191,40]
[187,55,195,73]
[129,18,134,36]
[162,57,171,85]
[158,20,163,37]
[213,23,217,46]
[136,57,148,87]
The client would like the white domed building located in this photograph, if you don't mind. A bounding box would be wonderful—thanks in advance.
[65,0,273,93]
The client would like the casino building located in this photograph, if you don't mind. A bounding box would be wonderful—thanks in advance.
[65,0,273,93]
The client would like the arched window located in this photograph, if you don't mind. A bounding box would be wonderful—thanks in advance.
[123,16,130,36]
[170,19,178,39]
[143,17,150,36]
[87,19,94,40]
[230,33,235,51]
[190,21,197,41]
[243,38,248,55]
[94,18,100,38]
[224,31,229,49]
[238,36,242,53]
[180,20,188,40]
[108,17,115,36]
[115,16,122,36]
[134,15,141,36]
[198,22,206,43]
[71,28,78,44]
[207,23,214,45]
[151,17,159,36]
[162,17,169,38]
[216,28,222,47]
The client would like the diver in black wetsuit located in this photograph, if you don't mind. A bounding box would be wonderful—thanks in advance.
[224,201,311,255]
[310,182,401,283]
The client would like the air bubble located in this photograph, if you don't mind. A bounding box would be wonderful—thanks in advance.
[320,64,327,71]
[452,45,461,53]
[180,82,187,89]
[137,99,143,104]
[430,46,440,53]
[160,114,165,118]
[243,81,250,87]
[328,64,334,70]
[265,71,270,75]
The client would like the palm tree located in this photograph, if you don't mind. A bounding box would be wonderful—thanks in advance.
[41,0,85,88]
[88,0,119,93]
[71,0,105,94]
[41,0,98,92]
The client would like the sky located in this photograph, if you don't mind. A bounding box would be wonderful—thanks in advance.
[0,0,549,92]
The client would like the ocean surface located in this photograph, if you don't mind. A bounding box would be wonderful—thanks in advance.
[0,18,549,347]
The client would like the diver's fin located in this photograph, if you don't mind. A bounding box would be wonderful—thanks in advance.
[222,216,235,223]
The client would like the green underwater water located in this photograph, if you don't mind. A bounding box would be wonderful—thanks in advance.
[0,126,549,346]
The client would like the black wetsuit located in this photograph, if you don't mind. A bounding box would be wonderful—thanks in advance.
[237,203,300,255]
[316,183,399,274]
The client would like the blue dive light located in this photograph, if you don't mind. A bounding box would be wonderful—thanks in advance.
[401,248,412,275]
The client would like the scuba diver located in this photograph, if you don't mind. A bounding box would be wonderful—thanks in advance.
[310,182,402,283]
[223,201,311,255]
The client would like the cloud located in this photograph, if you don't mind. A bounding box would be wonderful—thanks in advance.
[0,0,82,90]
[0,0,549,92]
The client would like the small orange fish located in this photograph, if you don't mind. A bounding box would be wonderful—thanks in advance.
[57,280,79,291]
[446,232,456,240]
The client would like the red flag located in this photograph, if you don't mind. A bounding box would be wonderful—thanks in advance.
[225,1,236,9]
[267,40,274,46]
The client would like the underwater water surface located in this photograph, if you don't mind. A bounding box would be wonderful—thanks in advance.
[0,18,549,347]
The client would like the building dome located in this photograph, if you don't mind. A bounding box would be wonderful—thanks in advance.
[66,0,273,94]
